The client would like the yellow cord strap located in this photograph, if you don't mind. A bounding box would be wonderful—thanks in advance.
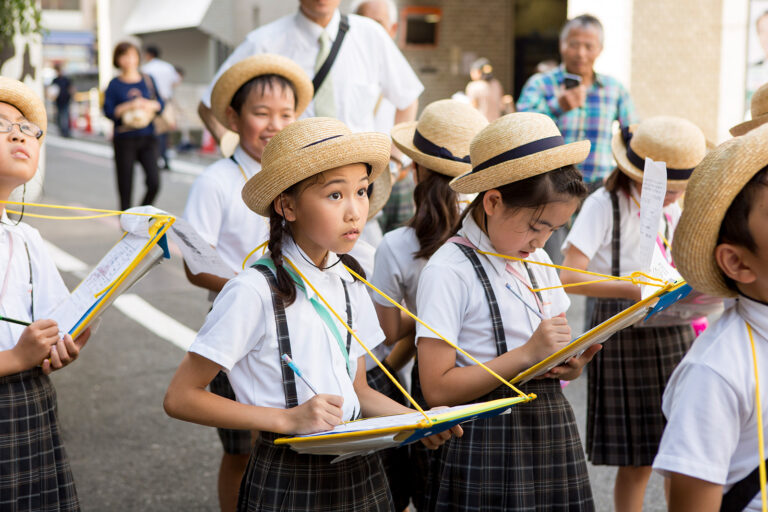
[283,257,435,425]
[747,321,767,512]
[1,200,171,220]
[242,241,269,270]
[343,265,529,399]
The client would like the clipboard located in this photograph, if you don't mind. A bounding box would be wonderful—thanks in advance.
[511,281,683,384]
[274,395,533,461]
[49,216,174,337]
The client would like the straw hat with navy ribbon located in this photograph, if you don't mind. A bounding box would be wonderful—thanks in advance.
[673,123,768,297]
[391,99,489,177]
[730,82,768,136]
[450,112,590,194]
[210,54,314,127]
[0,77,47,142]
[612,116,706,192]
[366,167,392,221]
[242,117,390,217]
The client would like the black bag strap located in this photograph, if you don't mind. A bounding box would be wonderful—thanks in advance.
[720,460,768,511]
[253,264,298,409]
[312,14,350,94]
[609,191,621,277]
[342,279,352,355]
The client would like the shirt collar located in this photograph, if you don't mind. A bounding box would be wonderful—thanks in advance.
[282,236,353,300]
[233,145,262,178]
[458,214,510,279]
[737,294,768,342]
[295,8,341,43]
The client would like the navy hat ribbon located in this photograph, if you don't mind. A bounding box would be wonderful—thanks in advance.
[413,130,470,163]
[621,126,694,180]
[471,135,565,174]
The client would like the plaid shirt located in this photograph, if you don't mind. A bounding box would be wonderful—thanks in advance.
[517,65,637,183]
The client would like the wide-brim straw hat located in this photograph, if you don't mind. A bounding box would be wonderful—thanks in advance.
[391,99,488,178]
[731,82,768,136]
[612,116,706,192]
[672,123,768,297]
[242,117,390,217]
[450,112,590,194]
[210,54,313,127]
[0,77,47,142]
[367,167,392,220]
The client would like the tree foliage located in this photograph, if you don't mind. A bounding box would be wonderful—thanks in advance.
[0,0,43,49]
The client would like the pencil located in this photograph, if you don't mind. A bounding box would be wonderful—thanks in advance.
[505,283,544,320]
[0,315,31,327]
[281,353,319,395]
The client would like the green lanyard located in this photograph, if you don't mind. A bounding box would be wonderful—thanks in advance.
[254,257,352,377]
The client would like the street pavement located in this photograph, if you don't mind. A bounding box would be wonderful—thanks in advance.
[34,136,666,511]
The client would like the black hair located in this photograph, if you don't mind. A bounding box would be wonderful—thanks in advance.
[266,175,367,307]
[230,74,298,116]
[113,41,139,69]
[455,165,588,233]
[717,165,768,291]
[406,165,461,259]
[604,167,634,196]
[144,46,160,59]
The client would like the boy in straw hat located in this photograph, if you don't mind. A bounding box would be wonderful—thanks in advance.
[164,117,461,511]
[181,53,313,512]
[560,115,706,511]
[370,99,488,510]
[416,112,598,510]
[0,77,91,510]
[652,124,768,511]
[731,82,768,136]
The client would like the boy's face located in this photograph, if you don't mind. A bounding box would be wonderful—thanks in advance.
[226,85,296,163]
[0,102,40,192]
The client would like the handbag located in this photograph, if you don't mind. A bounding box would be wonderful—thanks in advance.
[142,74,176,134]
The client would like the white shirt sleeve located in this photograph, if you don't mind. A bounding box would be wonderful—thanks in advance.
[183,172,224,248]
[374,24,424,109]
[201,37,260,107]
[562,191,612,260]
[653,363,742,484]
[24,226,70,318]
[188,275,268,370]
[350,283,386,360]
[415,261,468,343]
[370,236,404,307]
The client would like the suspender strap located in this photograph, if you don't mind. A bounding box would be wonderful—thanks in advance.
[342,280,352,355]
[453,242,508,357]
[253,264,298,409]
[720,460,768,512]
[609,191,621,277]
[523,262,544,306]
[312,14,350,94]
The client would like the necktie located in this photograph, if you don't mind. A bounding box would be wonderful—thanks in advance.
[313,31,336,118]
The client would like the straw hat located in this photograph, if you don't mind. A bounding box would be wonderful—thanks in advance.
[210,54,313,127]
[242,117,390,217]
[0,77,47,141]
[367,167,392,220]
[730,82,768,136]
[672,123,768,297]
[450,112,590,194]
[612,116,706,192]
[391,99,488,177]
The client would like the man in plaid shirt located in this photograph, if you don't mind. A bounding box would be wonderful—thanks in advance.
[517,14,637,187]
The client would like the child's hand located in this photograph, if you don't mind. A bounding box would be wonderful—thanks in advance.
[284,394,344,435]
[540,344,602,381]
[12,319,60,371]
[420,424,464,450]
[41,328,91,375]
[523,313,572,364]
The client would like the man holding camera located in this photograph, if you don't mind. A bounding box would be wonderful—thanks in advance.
[517,14,637,189]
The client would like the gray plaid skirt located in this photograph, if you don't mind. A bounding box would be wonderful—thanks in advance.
[0,368,79,512]
[209,370,253,455]
[586,297,695,466]
[425,379,594,512]
[237,431,393,512]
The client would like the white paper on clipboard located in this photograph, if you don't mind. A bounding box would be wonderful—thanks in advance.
[637,158,668,272]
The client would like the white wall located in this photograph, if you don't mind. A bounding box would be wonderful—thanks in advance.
[718,0,749,142]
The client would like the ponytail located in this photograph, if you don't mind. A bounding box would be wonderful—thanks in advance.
[268,207,298,306]
[407,167,462,259]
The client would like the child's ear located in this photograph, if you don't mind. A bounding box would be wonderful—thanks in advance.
[273,194,298,222]
[715,243,757,286]
[224,106,240,134]
[482,189,502,217]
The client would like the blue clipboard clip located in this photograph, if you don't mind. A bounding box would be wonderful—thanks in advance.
[643,283,693,322]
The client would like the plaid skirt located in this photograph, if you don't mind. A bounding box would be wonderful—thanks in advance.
[210,371,253,455]
[424,379,594,512]
[237,431,393,512]
[586,298,695,466]
[0,368,79,512]
[366,363,411,511]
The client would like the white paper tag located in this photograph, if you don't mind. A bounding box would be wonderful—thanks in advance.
[167,218,236,278]
[637,157,668,273]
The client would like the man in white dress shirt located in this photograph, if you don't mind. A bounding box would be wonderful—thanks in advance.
[142,46,181,169]
[197,0,423,153]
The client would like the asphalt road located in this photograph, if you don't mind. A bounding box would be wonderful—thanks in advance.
[32,137,666,511]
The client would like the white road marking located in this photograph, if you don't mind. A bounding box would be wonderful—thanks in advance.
[44,240,196,350]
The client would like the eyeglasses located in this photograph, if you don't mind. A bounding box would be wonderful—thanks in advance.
[0,118,43,139]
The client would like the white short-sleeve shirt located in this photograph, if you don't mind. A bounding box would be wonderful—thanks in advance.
[371,226,425,313]
[141,58,181,100]
[201,10,423,133]
[416,215,570,367]
[653,296,768,511]
[189,237,385,422]
[562,187,681,275]
[183,145,269,275]
[0,217,70,352]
